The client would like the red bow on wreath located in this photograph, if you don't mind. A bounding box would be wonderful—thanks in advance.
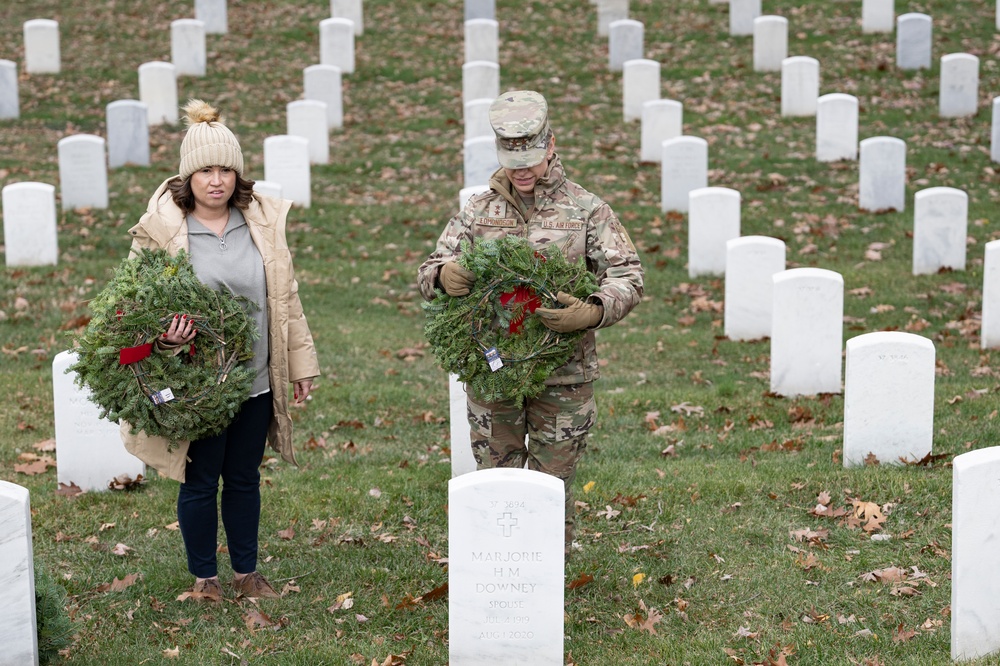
[499,285,541,334]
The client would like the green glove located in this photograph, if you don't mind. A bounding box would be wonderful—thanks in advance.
[536,292,603,333]
[438,261,476,296]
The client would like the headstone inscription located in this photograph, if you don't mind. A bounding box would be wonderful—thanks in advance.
[465,19,499,64]
[106,100,151,168]
[0,481,38,666]
[138,61,179,125]
[815,93,858,161]
[608,19,643,72]
[463,61,500,106]
[842,332,934,467]
[57,134,109,211]
[622,58,660,122]
[912,187,968,275]
[287,100,330,165]
[896,13,932,70]
[320,17,355,74]
[0,60,19,120]
[304,64,344,130]
[939,53,979,118]
[781,56,819,117]
[597,0,629,38]
[449,469,564,665]
[171,19,207,77]
[23,19,60,74]
[861,0,894,34]
[951,447,1000,661]
[660,136,708,213]
[640,99,682,163]
[194,0,227,34]
[983,239,1000,350]
[770,268,844,397]
[53,351,145,491]
[752,16,788,72]
[263,135,311,208]
[858,136,906,212]
[724,236,786,341]
[687,187,741,278]
[729,0,762,36]
[465,0,495,21]
[464,98,494,141]
[464,136,500,189]
[2,182,58,267]
[331,0,364,36]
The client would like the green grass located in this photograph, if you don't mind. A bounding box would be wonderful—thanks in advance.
[3,0,1000,663]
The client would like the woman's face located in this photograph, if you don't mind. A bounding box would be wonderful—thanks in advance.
[190,166,236,212]
[503,136,556,196]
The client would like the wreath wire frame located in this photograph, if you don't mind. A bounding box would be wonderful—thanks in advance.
[423,236,599,406]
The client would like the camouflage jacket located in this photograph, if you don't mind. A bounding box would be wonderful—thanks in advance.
[418,154,644,385]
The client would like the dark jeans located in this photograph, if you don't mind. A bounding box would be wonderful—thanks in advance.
[177,392,272,578]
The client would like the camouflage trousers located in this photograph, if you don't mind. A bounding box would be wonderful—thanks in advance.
[467,382,596,547]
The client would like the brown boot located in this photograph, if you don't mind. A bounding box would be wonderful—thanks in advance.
[183,577,222,602]
[231,571,280,599]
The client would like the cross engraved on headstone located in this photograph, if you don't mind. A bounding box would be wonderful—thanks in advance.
[497,512,518,537]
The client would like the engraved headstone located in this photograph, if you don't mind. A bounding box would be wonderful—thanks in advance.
[939,53,979,118]
[195,0,227,34]
[753,16,788,72]
[464,136,500,189]
[862,0,894,33]
[0,60,19,119]
[951,447,1000,661]
[465,0,495,21]
[2,182,58,267]
[896,13,932,70]
[912,187,967,275]
[608,19,643,72]
[770,268,844,397]
[724,236,786,341]
[106,100,150,168]
[729,0,762,36]
[816,93,858,161]
[640,99,682,163]
[982,239,1000,349]
[331,0,364,36]
[0,481,38,666]
[450,374,476,477]
[171,19,206,77]
[843,332,934,467]
[462,61,500,105]
[304,64,344,130]
[449,469,564,665]
[597,0,629,38]
[138,61,179,125]
[660,136,708,213]
[263,135,311,208]
[622,58,660,122]
[320,17,355,74]
[464,98,494,141]
[53,351,145,491]
[781,56,819,117]
[252,180,283,199]
[688,187,740,278]
[287,100,329,165]
[465,19,499,64]
[23,19,60,74]
[859,136,906,212]
[58,134,109,211]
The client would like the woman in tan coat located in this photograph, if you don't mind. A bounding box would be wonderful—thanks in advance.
[122,100,319,601]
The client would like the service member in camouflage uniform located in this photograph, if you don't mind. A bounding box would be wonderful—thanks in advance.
[417,90,644,551]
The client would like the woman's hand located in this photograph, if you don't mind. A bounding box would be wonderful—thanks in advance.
[160,314,197,346]
[293,378,314,403]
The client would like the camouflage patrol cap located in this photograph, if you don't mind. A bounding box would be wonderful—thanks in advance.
[489,90,552,169]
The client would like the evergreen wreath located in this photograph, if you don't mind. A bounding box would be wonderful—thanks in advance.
[423,235,599,405]
[69,248,259,444]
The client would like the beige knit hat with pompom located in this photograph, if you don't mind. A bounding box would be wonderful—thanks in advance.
[178,99,244,179]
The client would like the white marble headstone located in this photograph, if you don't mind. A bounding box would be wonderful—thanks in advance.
[465,0,495,21]
[729,0,762,36]
[912,186,968,275]
[896,13,932,70]
[0,481,37,666]
[465,19,499,64]
[23,19,60,74]
[320,17,355,74]
[171,19,206,77]
[753,16,788,72]
[252,180,283,199]
[263,135,311,208]
[608,19,643,72]
[53,351,145,491]
[331,0,364,36]
[724,236,786,341]
[0,60,19,120]
[464,136,500,189]
[450,374,476,477]
[770,268,844,397]
[992,98,1000,163]
[106,100,150,168]
[842,332,934,467]
[287,100,330,165]
[304,64,344,130]
[195,0,227,34]
[640,99,682,163]
[688,187,740,278]
[660,136,708,213]
[983,239,1000,349]
[939,53,979,118]
[861,0,894,33]
[449,469,564,665]
[781,56,819,117]
[859,136,906,212]
[463,61,500,106]
[597,0,629,37]
[622,58,660,122]
[2,182,58,267]
[138,61,179,125]
[58,134,109,211]
[816,93,858,161]
[464,98,494,141]
[951,447,1000,660]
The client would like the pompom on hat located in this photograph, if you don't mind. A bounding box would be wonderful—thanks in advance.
[178,99,245,180]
